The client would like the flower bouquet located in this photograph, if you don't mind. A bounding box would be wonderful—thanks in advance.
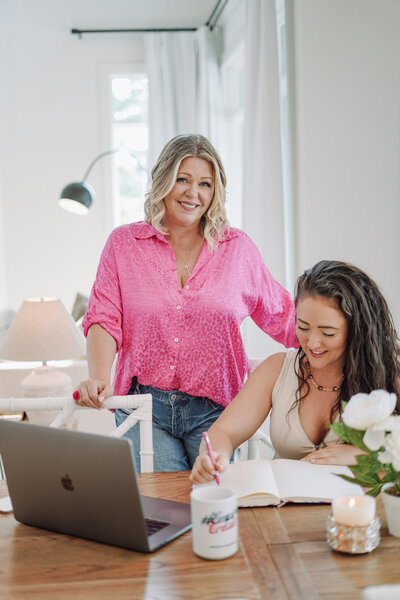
[330,390,400,497]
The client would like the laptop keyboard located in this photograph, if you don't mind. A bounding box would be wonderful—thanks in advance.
[145,517,170,536]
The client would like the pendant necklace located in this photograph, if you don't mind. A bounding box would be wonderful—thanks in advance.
[173,249,194,277]
[169,238,203,278]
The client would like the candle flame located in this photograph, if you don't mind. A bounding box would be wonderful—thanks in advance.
[349,497,356,508]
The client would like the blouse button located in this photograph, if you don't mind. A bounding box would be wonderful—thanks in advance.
[185,284,190,289]
[174,337,179,343]
[170,365,175,370]
[176,305,182,310]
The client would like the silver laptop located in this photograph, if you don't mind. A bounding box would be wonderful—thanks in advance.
[0,420,191,552]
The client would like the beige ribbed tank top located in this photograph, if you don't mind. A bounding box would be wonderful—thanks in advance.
[270,350,341,459]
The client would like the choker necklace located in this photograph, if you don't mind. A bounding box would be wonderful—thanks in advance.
[307,372,343,392]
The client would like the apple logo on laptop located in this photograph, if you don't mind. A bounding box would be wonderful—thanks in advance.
[61,474,74,491]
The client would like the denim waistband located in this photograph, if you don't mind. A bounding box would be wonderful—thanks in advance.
[127,376,219,406]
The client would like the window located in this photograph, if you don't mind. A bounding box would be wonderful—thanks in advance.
[219,0,246,229]
[220,41,245,229]
[110,73,149,226]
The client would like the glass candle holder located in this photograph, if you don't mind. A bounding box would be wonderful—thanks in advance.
[326,513,380,554]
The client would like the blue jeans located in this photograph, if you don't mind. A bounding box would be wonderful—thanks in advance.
[115,378,225,472]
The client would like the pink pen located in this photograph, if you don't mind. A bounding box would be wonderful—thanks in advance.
[202,431,221,485]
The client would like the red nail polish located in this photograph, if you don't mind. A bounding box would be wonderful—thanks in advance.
[72,391,80,401]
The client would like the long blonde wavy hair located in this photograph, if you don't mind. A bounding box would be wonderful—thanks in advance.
[144,134,229,249]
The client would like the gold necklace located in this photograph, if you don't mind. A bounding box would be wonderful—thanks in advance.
[181,261,192,277]
[169,238,203,277]
[173,249,194,277]
[307,372,343,392]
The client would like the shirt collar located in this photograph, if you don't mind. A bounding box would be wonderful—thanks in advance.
[129,222,165,241]
[129,221,240,244]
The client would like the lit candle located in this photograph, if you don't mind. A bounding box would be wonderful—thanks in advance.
[332,495,376,527]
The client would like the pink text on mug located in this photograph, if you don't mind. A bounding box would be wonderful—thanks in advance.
[201,509,237,534]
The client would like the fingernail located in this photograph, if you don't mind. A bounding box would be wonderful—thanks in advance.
[72,391,80,401]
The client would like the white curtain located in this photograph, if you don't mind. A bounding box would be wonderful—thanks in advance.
[242,0,288,358]
[144,26,223,170]
[243,0,285,282]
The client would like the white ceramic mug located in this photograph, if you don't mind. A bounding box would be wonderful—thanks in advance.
[190,486,238,560]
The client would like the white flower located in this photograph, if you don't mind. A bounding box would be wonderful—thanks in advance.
[364,415,400,451]
[342,390,397,430]
[378,431,400,471]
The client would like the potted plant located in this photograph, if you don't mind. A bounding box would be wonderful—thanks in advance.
[330,390,400,537]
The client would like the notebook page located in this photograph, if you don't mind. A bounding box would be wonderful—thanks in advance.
[219,459,281,500]
[271,459,363,502]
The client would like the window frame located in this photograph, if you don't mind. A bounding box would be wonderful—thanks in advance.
[100,62,148,231]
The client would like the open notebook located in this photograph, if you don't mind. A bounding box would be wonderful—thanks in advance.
[203,458,363,507]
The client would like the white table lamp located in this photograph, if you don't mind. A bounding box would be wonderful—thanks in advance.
[0,296,86,397]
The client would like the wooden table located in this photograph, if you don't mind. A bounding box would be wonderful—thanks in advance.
[0,472,399,600]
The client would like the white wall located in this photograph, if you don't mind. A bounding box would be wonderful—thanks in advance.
[1,0,399,342]
[0,165,5,309]
[0,209,5,310]
[0,1,8,310]
[0,0,145,313]
[292,0,400,329]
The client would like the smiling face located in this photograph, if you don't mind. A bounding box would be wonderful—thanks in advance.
[162,157,214,231]
[296,294,348,373]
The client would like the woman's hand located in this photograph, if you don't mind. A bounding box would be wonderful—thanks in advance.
[302,443,364,466]
[189,452,228,485]
[74,378,114,410]
[75,324,116,409]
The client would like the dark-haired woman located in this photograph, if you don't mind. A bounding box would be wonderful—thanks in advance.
[190,260,400,484]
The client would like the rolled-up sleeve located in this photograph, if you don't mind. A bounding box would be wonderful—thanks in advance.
[249,245,298,349]
[82,234,123,351]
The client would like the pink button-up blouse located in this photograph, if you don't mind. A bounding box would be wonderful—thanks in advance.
[83,222,298,407]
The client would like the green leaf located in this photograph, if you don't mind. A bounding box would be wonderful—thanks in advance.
[335,472,379,488]
[380,472,395,484]
[368,484,383,497]
[330,422,350,442]
[335,473,372,487]
[355,452,382,475]
[335,473,357,484]
[330,422,369,451]
[343,427,369,452]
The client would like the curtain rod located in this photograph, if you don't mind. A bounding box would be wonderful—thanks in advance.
[71,0,229,37]
[206,0,229,29]
[71,27,197,36]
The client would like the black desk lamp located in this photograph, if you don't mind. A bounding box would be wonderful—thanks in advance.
[58,148,118,215]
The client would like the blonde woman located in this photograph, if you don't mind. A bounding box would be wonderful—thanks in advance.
[75,134,298,471]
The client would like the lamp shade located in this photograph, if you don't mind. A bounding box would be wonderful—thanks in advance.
[58,149,118,215]
[58,181,95,215]
[0,297,86,362]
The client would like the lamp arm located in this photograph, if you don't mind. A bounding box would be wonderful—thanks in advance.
[82,148,119,181]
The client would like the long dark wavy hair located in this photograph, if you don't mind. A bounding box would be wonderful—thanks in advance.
[293,260,400,420]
